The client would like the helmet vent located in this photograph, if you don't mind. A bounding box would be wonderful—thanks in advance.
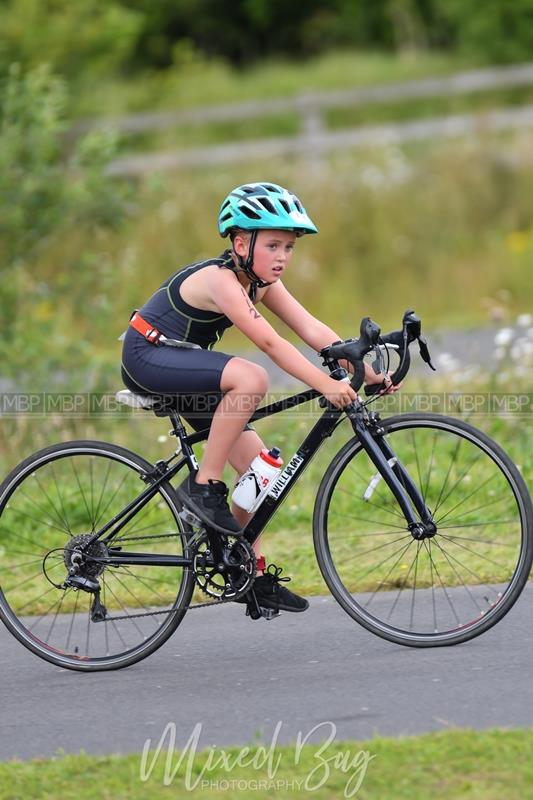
[241,185,255,194]
[294,199,303,213]
[263,184,281,193]
[257,197,276,213]
[241,206,261,220]
[280,200,290,213]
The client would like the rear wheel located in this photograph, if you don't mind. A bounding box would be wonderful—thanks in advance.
[313,413,533,646]
[0,441,194,671]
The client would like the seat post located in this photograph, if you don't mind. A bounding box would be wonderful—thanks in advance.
[169,410,199,474]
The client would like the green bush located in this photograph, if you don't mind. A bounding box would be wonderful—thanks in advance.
[0,0,143,78]
[0,63,132,383]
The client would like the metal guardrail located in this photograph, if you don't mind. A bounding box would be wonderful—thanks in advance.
[79,62,533,176]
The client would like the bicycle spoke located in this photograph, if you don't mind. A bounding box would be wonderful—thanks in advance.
[6,499,69,537]
[118,565,176,604]
[70,459,93,524]
[435,473,498,526]
[422,430,438,503]
[382,541,420,621]
[92,458,113,530]
[27,589,73,630]
[344,464,405,520]
[431,538,506,595]
[354,537,415,586]
[433,434,464,514]
[433,453,484,518]
[410,429,424,500]
[65,591,80,653]
[425,541,462,626]
[409,542,421,630]
[361,539,416,600]
[92,470,130,531]
[33,472,71,534]
[439,493,509,525]
[101,579,150,638]
[329,511,407,529]
[423,539,438,632]
[89,458,95,529]
[430,542,486,615]
[343,533,413,561]
[46,591,68,642]
[437,533,512,571]
[50,464,73,535]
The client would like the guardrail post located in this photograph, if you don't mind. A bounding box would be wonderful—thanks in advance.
[298,97,326,173]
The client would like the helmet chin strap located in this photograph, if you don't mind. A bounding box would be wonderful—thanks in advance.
[232,229,272,301]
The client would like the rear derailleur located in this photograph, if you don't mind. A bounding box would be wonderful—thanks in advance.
[54,533,108,622]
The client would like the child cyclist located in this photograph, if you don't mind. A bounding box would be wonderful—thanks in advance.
[121,182,394,614]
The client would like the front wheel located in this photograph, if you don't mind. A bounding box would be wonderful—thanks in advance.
[0,441,195,671]
[313,413,533,647]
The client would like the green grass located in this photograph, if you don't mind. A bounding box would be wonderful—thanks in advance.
[69,49,476,118]
[2,728,533,799]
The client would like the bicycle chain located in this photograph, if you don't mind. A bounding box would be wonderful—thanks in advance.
[96,534,255,622]
[99,593,239,622]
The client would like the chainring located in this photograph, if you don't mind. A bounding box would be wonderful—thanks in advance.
[193,535,256,601]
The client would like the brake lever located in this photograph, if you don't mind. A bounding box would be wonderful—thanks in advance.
[418,336,436,370]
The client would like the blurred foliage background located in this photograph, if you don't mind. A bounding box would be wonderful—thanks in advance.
[0,0,532,472]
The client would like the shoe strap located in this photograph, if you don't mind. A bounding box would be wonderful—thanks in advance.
[264,563,290,584]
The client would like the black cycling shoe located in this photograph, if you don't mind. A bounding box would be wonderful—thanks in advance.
[176,475,242,535]
[237,564,309,613]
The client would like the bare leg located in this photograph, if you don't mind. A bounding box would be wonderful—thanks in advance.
[196,358,268,485]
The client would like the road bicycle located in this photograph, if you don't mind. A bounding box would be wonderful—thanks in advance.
[0,311,531,671]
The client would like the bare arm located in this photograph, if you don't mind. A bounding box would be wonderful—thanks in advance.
[203,270,356,404]
[261,280,380,384]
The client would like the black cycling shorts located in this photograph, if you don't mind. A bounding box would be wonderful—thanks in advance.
[121,328,254,433]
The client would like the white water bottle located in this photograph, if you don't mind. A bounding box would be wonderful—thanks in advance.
[232,447,284,513]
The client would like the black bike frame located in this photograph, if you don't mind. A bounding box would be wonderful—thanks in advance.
[89,388,435,569]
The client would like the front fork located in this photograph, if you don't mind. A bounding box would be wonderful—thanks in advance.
[347,404,436,540]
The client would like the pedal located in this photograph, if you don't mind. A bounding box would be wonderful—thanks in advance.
[244,593,280,621]
[258,606,280,621]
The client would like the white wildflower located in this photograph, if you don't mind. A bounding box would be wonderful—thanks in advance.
[516,313,533,327]
[494,328,513,346]
[436,352,460,372]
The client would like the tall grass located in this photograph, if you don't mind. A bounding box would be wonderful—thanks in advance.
[15,129,532,395]
[69,49,475,118]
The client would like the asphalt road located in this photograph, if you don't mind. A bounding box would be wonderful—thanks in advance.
[1,583,533,762]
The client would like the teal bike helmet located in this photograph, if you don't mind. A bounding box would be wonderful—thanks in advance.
[218,182,317,294]
[218,182,318,238]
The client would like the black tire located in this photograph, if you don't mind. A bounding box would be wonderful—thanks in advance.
[313,413,533,647]
[0,441,195,671]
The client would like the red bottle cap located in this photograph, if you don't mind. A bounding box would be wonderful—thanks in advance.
[260,448,283,467]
